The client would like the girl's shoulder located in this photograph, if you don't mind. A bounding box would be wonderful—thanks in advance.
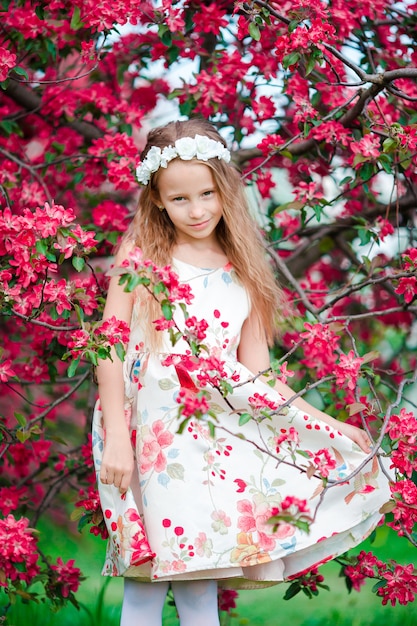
[113,239,136,265]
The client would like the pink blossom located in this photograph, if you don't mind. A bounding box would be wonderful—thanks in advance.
[0,47,17,81]
[211,509,231,534]
[275,426,300,453]
[0,358,16,382]
[0,515,40,586]
[139,420,174,474]
[375,217,394,242]
[276,360,295,384]
[192,3,228,35]
[395,277,417,304]
[51,557,81,598]
[177,388,210,419]
[95,316,130,345]
[334,350,364,391]
[153,317,175,332]
[248,393,279,412]
[185,316,209,341]
[378,564,417,606]
[305,448,337,478]
[107,157,136,191]
[351,135,381,160]
[218,588,238,613]
[237,498,277,552]
[0,487,26,516]
[388,480,417,535]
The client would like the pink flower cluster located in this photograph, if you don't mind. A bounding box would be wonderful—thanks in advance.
[75,487,108,539]
[67,315,130,358]
[51,557,81,598]
[275,426,300,453]
[177,388,210,419]
[0,45,17,81]
[395,248,417,303]
[122,248,194,306]
[344,551,417,606]
[288,566,325,593]
[248,392,279,412]
[0,515,40,586]
[300,322,339,376]
[334,350,364,391]
[270,495,312,532]
[185,316,209,341]
[305,448,337,478]
[388,479,417,536]
[386,408,417,477]
[218,588,238,613]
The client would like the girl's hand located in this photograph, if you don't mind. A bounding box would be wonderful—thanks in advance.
[333,420,372,454]
[100,431,135,493]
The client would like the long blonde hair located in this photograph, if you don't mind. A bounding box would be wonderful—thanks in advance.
[124,118,285,345]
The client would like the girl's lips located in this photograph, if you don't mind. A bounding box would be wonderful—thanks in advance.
[190,219,210,229]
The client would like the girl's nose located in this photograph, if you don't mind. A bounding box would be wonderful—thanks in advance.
[189,202,205,218]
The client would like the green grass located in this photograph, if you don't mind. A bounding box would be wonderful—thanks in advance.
[2,520,417,625]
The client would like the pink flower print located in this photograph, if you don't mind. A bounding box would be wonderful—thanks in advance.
[237,497,278,552]
[195,532,213,558]
[172,559,187,573]
[275,523,296,539]
[158,560,172,574]
[138,420,174,474]
[211,510,231,535]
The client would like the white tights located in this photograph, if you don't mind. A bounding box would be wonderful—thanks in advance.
[120,578,221,626]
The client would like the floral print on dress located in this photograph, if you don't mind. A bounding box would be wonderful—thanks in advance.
[92,257,391,585]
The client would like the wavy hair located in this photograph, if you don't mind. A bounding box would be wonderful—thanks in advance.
[123,118,285,345]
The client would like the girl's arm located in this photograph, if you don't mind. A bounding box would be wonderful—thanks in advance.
[237,310,372,453]
[95,244,135,492]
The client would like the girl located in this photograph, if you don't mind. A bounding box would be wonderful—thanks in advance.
[93,118,390,626]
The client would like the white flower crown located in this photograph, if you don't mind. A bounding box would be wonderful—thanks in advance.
[135,134,231,185]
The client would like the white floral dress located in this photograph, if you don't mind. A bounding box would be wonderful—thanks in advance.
[92,258,391,588]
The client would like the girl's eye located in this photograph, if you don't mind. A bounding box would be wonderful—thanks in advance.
[173,196,185,202]
[203,190,214,197]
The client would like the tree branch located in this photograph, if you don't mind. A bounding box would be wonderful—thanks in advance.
[4,79,104,142]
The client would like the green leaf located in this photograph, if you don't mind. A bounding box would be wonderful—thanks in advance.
[377,153,392,174]
[67,357,81,378]
[238,412,252,426]
[14,412,27,427]
[72,256,85,272]
[97,346,110,360]
[382,137,398,153]
[35,5,45,19]
[284,582,301,600]
[304,54,317,76]
[161,300,173,321]
[158,24,172,46]
[288,20,299,33]
[248,22,261,41]
[70,6,84,30]
[115,342,126,362]
[0,118,21,135]
[13,66,29,80]
[356,226,372,246]
[312,204,323,221]
[36,239,49,256]
[371,580,387,593]
[16,430,32,443]
[282,52,301,70]
[339,176,353,186]
[359,162,375,181]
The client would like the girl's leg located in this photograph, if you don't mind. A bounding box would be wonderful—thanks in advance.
[171,580,220,626]
[120,579,169,626]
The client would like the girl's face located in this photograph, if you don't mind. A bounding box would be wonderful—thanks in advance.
[157,159,223,246]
